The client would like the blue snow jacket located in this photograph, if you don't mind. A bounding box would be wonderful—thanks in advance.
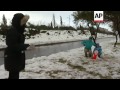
[94,43,102,56]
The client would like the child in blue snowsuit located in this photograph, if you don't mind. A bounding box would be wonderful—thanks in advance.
[94,43,102,58]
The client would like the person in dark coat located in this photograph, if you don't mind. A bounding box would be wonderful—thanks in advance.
[4,13,33,79]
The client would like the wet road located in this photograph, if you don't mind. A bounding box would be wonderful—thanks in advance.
[0,37,114,65]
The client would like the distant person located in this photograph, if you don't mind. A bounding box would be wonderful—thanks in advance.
[4,13,35,79]
[82,36,96,57]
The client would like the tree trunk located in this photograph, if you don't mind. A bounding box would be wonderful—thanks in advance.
[87,23,92,36]
[114,18,119,47]
[89,27,95,36]
[89,29,93,36]
[93,36,96,44]
[118,30,120,39]
[117,31,120,43]
[95,23,100,41]
[95,32,97,40]
[114,34,118,47]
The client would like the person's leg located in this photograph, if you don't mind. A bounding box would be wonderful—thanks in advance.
[89,50,92,57]
[84,48,88,57]
[8,71,19,79]
[98,54,100,58]
[99,53,102,58]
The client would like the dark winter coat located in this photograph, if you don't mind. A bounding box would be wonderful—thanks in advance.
[4,13,30,72]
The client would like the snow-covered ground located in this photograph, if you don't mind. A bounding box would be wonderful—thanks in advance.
[25,30,114,45]
[0,35,6,49]
[0,30,114,49]
[0,37,120,79]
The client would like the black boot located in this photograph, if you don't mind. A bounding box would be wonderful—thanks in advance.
[8,71,19,79]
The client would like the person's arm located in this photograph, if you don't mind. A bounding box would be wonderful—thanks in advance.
[81,40,86,46]
[93,42,96,46]
[6,32,30,52]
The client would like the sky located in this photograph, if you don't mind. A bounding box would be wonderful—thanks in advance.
[0,11,74,26]
[0,11,112,31]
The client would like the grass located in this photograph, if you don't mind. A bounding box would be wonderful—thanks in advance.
[111,42,120,46]
[67,62,112,79]
[116,43,120,45]
[58,58,67,64]
[87,71,112,79]
[46,70,68,79]
[67,63,86,71]
[82,61,89,65]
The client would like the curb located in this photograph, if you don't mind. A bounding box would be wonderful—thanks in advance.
[0,37,114,51]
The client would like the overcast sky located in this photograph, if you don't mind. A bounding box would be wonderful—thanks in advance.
[0,11,74,26]
[0,11,112,31]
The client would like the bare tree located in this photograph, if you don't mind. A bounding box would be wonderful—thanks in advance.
[53,14,56,28]
[60,16,63,26]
